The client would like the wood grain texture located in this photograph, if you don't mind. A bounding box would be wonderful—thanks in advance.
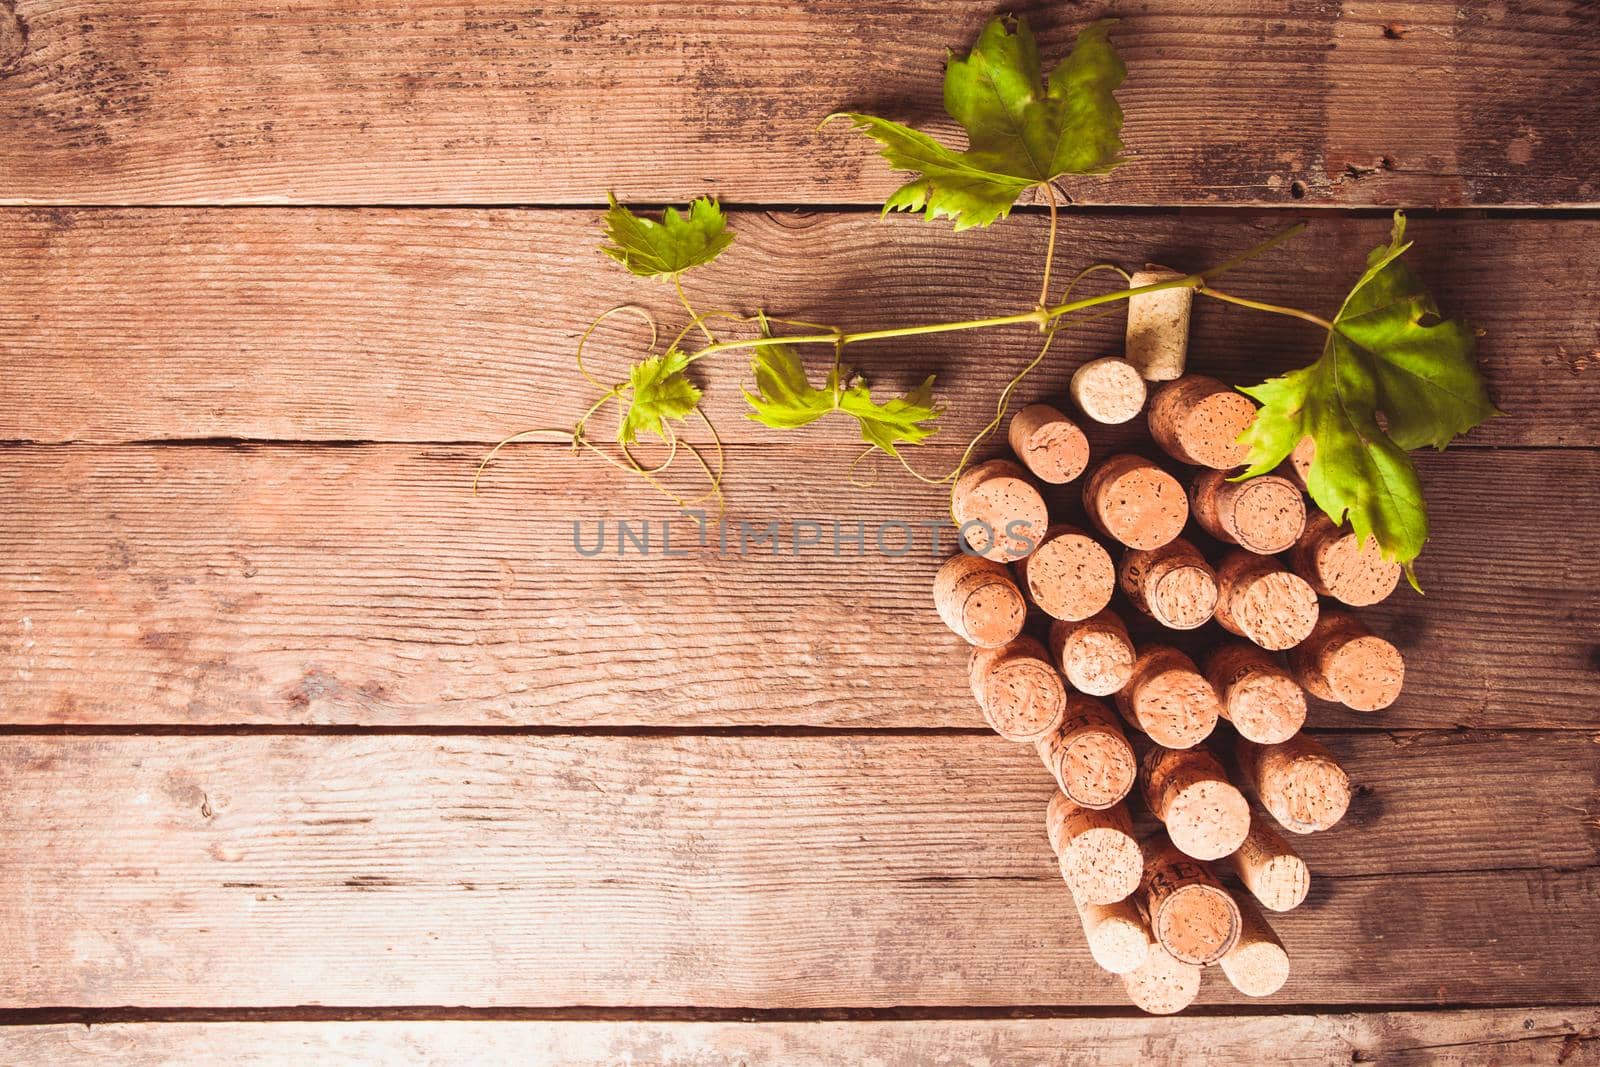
[5,1010,1599,1066]
[0,734,1594,1008]
[4,209,1597,447]
[0,1,1595,206]
[1,444,1594,727]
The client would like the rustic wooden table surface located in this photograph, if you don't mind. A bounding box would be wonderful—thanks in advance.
[2,2,1599,1063]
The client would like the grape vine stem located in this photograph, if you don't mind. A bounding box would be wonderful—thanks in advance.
[681,221,1309,363]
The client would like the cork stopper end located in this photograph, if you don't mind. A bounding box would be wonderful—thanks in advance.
[1057,621,1136,697]
[1008,404,1090,484]
[1122,948,1202,1015]
[1325,633,1406,711]
[1061,730,1138,810]
[1085,454,1188,551]
[1153,882,1242,965]
[1221,935,1290,997]
[1071,357,1148,425]
[1164,778,1251,861]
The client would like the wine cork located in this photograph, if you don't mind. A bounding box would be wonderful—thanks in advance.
[1048,610,1136,697]
[1125,265,1192,382]
[1203,642,1307,745]
[1015,525,1115,622]
[1118,537,1218,631]
[1071,891,1152,974]
[1281,436,1316,490]
[1007,404,1090,484]
[1036,695,1137,809]
[1083,454,1187,551]
[1213,551,1320,652]
[1287,609,1404,711]
[1226,818,1310,912]
[1290,512,1402,607]
[1045,792,1144,905]
[1140,744,1251,861]
[1219,891,1290,997]
[952,458,1049,563]
[969,636,1067,743]
[933,554,1027,648]
[1140,839,1242,965]
[1190,469,1307,555]
[1147,375,1256,470]
[1122,945,1202,1014]
[1114,646,1221,750]
[1238,734,1352,834]
[1071,356,1147,425]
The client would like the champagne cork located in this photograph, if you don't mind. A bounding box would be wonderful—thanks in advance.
[1203,642,1307,745]
[969,636,1067,743]
[933,554,1027,648]
[1213,551,1320,651]
[1290,512,1402,607]
[1140,839,1242,965]
[1015,525,1115,622]
[1036,695,1137,809]
[1071,890,1152,974]
[1125,265,1192,382]
[1140,744,1251,861]
[1237,734,1352,834]
[1046,792,1144,905]
[1122,945,1202,1015]
[1083,454,1187,551]
[1071,356,1147,425]
[1147,375,1256,470]
[1007,403,1090,484]
[952,458,1049,563]
[1114,646,1221,750]
[1219,891,1290,997]
[1049,610,1136,697]
[1226,818,1310,912]
[1118,537,1218,631]
[1287,609,1404,711]
[1190,469,1307,555]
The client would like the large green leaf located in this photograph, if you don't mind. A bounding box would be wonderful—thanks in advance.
[829,17,1125,229]
[1237,212,1499,579]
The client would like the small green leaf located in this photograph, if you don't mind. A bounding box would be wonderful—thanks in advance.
[600,193,735,279]
[744,323,941,458]
[618,348,701,444]
[1237,211,1499,574]
[838,374,941,457]
[829,17,1125,229]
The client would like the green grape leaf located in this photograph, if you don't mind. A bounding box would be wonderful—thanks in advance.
[1237,212,1499,579]
[828,17,1125,229]
[744,327,941,458]
[618,348,701,444]
[600,193,735,278]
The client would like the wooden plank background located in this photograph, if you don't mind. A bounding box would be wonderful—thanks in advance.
[0,1,1597,206]
[2,210,1596,448]
[3,0,1600,1060]
[1,445,1594,728]
[4,1011,1599,1066]
[1,732,1596,1007]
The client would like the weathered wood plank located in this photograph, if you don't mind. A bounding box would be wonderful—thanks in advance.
[0,734,1594,1008]
[3,209,1596,447]
[0,2,1595,206]
[1,445,1594,727]
[5,1010,1599,1066]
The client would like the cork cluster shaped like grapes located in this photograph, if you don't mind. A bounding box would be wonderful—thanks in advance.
[930,281,1407,1013]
